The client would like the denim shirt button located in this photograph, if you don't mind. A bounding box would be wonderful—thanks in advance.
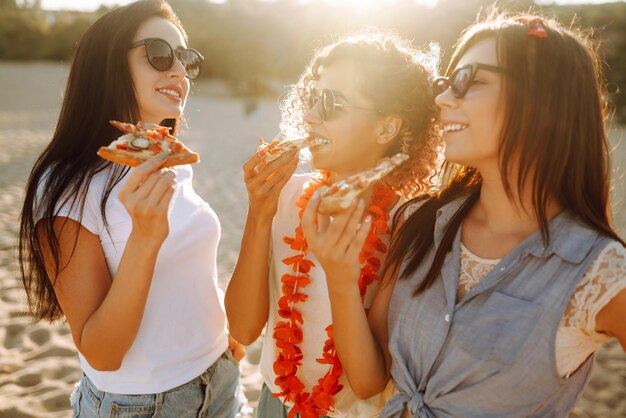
[444,314,451,322]
[500,266,506,272]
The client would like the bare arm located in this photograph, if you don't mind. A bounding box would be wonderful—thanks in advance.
[225,150,298,345]
[301,194,396,398]
[40,153,175,371]
[596,287,626,351]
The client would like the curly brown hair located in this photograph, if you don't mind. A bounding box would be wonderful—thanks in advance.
[279,31,443,198]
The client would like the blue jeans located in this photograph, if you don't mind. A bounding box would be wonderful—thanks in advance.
[70,350,244,418]
[256,383,330,418]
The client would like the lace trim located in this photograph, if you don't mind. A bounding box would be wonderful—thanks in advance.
[458,244,499,300]
[459,240,626,376]
[562,241,626,333]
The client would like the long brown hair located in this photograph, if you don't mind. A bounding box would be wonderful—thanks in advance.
[385,12,624,295]
[280,31,443,198]
[19,0,187,322]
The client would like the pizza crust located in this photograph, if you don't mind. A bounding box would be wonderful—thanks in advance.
[97,146,199,168]
[258,137,328,163]
[317,153,408,216]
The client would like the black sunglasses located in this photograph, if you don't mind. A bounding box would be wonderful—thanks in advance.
[130,38,204,80]
[433,62,502,99]
[306,88,380,121]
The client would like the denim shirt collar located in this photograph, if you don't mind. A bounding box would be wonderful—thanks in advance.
[433,194,601,264]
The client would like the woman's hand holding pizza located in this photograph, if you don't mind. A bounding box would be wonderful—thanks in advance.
[301,193,371,294]
[242,148,298,221]
[118,150,176,246]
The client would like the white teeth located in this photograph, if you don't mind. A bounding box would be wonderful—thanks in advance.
[157,88,181,98]
[443,123,468,133]
[310,136,331,146]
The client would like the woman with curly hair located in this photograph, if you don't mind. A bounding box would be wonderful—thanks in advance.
[301,13,626,418]
[225,32,442,417]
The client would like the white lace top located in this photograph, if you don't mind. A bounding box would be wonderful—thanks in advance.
[459,240,626,377]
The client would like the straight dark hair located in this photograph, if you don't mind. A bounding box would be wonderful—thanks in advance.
[19,0,187,321]
[385,12,624,295]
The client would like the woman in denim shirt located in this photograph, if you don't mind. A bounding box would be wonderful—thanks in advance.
[302,12,626,418]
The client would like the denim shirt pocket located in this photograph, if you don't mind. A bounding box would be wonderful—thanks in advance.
[456,291,540,365]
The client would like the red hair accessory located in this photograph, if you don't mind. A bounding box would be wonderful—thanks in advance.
[527,18,548,39]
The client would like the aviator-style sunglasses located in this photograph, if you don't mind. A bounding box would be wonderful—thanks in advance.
[433,62,502,99]
[307,88,380,121]
[130,38,204,79]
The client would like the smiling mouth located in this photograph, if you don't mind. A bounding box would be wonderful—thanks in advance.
[156,88,181,100]
[308,135,332,150]
[442,123,469,133]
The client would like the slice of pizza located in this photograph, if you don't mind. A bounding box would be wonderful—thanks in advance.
[257,136,330,163]
[317,153,408,216]
[97,120,200,168]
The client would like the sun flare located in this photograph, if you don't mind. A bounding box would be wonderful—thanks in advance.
[309,0,439,12]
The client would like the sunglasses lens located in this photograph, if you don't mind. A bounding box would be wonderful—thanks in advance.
[147,39,173,71]
[451,66,473,98]
[433,78,448,96]
[180,49,202,79]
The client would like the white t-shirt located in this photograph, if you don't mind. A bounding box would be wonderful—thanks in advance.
[36,164,228,394]
[260,173,394,418]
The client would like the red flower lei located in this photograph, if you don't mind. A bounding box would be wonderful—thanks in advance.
[272,171,397,418]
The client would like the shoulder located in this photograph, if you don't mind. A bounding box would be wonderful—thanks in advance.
[35,165,117,228]
[574,240,626,325]
[34,165,109,211]
[585,240,626,339]
[585,240,626,281]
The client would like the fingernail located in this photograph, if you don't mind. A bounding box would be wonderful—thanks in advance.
[364,216,372,223]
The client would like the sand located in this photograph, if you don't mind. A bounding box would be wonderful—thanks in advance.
[0,62,624,417]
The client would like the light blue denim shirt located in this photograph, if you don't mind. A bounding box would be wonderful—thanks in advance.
[383,194,613,418]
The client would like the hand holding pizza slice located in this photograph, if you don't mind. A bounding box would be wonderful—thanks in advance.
[316,153,409,216]
[97,120,200,168]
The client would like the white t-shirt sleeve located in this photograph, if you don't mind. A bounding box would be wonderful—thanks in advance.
[35,171,103,235]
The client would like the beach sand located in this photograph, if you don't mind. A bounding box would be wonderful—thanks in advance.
[0,63,624,417]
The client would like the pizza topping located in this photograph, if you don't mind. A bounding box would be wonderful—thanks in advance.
[130,136,150,150]
[257,136,331,163]
[98,120,200,168]
[107,121,178,155]
[317,153,408,215]
[325,153,408,197]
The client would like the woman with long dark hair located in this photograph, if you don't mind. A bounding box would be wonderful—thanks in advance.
[301,13,626,417]
[18,1,242,416]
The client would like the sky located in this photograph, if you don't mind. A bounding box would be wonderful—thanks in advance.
[24,0,626,12]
